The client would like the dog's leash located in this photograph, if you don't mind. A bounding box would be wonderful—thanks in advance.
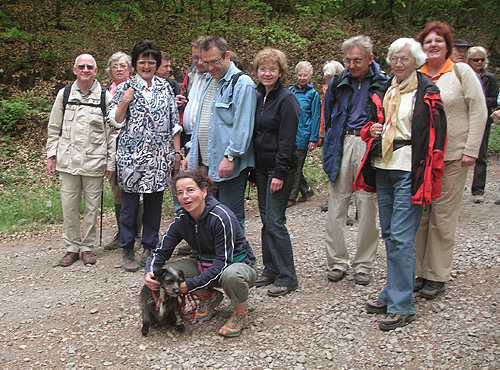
[150,291,197,323]
[174,293,197,323]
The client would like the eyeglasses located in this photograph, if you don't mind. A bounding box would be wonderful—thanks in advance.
[111,63,128,69]
[258,67,279,74]
[470,58,485,62]
[343,57,366,66]
[389,56,414,64]
[76,64,95,71]
[192,56,200,62]
[137,60,157,66]
[175,187,199,197]
[202,55,224,67]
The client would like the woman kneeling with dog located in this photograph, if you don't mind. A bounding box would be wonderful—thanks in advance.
[144,168,257,337]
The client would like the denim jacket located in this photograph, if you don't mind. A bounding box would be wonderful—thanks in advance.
[188,63,256,181]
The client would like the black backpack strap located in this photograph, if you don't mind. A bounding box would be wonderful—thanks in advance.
[60,84,72,136]
[229,72,245,99]
[59,85,107,136]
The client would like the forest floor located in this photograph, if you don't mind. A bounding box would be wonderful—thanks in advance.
[0,160,499,370]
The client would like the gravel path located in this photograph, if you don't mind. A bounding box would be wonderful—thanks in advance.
[1,162,499,370]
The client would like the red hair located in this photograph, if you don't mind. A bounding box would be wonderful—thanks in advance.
[417,21,454,59]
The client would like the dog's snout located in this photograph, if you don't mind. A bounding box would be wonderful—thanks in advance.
[173,288,180,295]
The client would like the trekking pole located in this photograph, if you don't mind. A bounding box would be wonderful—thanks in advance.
[100,177,104,247]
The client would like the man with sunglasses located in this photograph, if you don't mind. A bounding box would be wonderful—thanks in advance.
[183,35,256,232]
[46,54,115,267]
[323,36,388,286]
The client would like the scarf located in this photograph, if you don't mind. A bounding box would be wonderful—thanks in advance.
[381,70,418,162]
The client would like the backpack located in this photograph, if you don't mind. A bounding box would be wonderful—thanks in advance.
[60,84,107,136]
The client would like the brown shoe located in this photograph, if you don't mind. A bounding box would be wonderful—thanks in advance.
[59,252,79,267]
[122,248,140,272]
[81,251,97,265]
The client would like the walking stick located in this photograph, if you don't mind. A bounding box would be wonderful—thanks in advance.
[100,178,104,247]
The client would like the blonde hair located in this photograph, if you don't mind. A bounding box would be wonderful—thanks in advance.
[253,48,288,75]
[467,46,488,69]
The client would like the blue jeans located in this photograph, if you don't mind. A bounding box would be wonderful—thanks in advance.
[119,191,164,250]
[255,168,298,287]
[216,167,249,233]
[376,169,423,315]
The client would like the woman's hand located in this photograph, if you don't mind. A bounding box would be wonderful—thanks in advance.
[182,151,190,172]
[249,182,256,189]
[270,178,283,193]
[491,110,500,120]
[144,272,160,291]
[461,154,476,167]
[115,87,135,123]
[369,123,383,138]
[180,282,188,294]
[308,142,317,151]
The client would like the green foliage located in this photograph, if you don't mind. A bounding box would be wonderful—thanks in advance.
[93,1,144,31]
[488,122,500,154]
[0,27,35,40]
[0,95,51,133]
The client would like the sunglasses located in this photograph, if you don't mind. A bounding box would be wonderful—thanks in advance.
[76,64,95,71]
[470,58,485,62]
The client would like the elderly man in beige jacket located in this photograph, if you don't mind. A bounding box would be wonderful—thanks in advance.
[46,54,115,267]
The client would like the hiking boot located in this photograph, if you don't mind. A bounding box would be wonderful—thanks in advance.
[346,215,355,226]
[320,202,328,212]
[366,300,387,314]
[196,290,223,323]
[177,243,193,256]
[122,247,140,272]
[419,280,446,299]
[218,312,248,338]
[355,272,371,286]
[254,275,274,287]
[139,248,151,267]
[495,199,500,205]
[298,188,314,202]
[413,277,427,292]
[473,195,484,204]
[287,200,296,208]
[104,232,120,251]
[378,313,415,331]
[267,284,298,297]
[327,269,346,282]
[81,251,96,265]
[59,252,79,267]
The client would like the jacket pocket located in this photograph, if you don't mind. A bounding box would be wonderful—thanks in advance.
[214,101,233,126]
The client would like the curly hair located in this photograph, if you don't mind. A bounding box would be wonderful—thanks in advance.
[174,167,215,194]
[253,48,288,75]
[417,21,454,60]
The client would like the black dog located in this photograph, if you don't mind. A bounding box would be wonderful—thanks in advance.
[140,267,186,336]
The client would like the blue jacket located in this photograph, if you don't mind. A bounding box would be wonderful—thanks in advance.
[322,61,388,182]
[146,196,255,292]
[289,83,321,150]
[189,63,256,181]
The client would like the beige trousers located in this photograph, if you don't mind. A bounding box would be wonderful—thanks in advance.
[325,135,379,273]
[415,160,469,282]
[60,172,103,253]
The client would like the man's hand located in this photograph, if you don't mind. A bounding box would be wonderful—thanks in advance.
[144,272,160,291]
[105,170,114,181]
[308,142,317,151]
[46,157,56,176]
[218,157,235,178]
[173,155,181,176]
[461,154,476,167]
[369,123,383,138]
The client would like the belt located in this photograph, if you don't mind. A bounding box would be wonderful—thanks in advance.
[346,130,361,136]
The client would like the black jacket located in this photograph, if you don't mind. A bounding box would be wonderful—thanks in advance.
[253,79,300,180]
[146,196,255,292]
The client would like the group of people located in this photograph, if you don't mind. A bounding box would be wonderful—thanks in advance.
[46,20,497,337]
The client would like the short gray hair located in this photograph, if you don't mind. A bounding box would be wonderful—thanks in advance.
[342,36,373,57]
[105,51,133,77]
[467,46,488,69]
[386,38,427,68]
[295,61,313,75]
[323,60,344,77]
